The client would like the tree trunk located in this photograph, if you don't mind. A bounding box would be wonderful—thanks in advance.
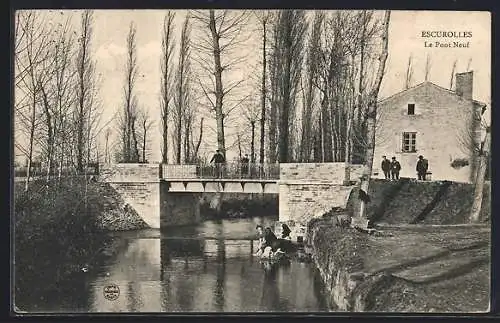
[344,60,358,184]
[40,86,54,182]
[193,118,203,161]
[237,133,242,161]
[25,91,37,192]
[209,10,226,157]
[131,117,139,162]
[161,13,175,164]
[356,11,391,228]
[470,127,490,223]
[142,125,147,163]
[105,132,109,163]
[259,20,267,164]
[449,60,457,90]
[251,121,256,164]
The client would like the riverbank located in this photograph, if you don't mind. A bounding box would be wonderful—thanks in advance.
[307,219,490,312]
[13,178,148,310]
[306,179,491,312]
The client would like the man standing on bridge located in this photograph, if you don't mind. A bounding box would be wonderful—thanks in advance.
[210,149,226,178]
[241,154,249,178]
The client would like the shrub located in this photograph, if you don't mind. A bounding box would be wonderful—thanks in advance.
[13,178,109,297]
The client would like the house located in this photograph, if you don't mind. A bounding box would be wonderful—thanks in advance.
[373,71,486,183]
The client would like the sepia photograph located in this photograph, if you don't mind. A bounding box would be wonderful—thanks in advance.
[12,9,491,313]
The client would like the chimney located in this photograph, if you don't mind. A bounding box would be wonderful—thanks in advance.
[455,71,473,100]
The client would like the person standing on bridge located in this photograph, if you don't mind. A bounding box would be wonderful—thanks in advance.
[210,149,226,178]
[241,154,250,178]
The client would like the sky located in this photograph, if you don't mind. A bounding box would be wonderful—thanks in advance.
[14,10,491,163]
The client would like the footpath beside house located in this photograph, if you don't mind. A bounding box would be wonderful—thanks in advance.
[373,71,486,183]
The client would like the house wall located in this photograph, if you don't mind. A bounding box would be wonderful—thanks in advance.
[374,83,479,183]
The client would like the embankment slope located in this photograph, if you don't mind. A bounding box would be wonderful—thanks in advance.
[309,179,491,312]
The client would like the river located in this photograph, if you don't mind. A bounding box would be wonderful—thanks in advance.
[16,216,329,313]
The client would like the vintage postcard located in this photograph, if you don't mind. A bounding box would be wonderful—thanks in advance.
[12,9,491,314]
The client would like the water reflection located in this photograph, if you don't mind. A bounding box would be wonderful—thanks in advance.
[21,217,327,313]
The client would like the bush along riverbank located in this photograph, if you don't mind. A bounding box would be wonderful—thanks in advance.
[305,179,491,312]
[13,178,148,310]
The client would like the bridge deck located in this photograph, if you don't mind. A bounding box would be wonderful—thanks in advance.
[161,178,277,183]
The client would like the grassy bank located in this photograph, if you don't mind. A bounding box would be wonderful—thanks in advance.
[308,179,491,312]
[346,179,491,225]
[13,177,146,310]
[308,218,490,312]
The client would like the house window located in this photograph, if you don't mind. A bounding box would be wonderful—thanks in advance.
[402,132,417,152]
[407,103,415,115]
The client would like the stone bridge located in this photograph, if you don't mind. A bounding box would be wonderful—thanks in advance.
[99,162,365,232]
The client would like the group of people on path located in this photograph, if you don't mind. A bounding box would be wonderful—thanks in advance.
[381,155,429,180]
[254,224,294,259]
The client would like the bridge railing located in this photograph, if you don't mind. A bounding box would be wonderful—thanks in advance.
[161,162,280,180]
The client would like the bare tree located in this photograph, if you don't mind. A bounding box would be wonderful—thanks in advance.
[104,127,111,163]
[268,15,279,163]
[118,22,140,163]
[449,59,457,89]
[160,12,176,164]
[183,100,194,164]
[313,11,363,164]
[172,15,191,164]
[351,11,382,165]
[300,11,323,162]
[74,10,97,172]
[470,125,490,223]
[241,97,259,164]
[345,10,380,181]
[138,108,154,163]
[270,10,307,163]
[424,53,432,82]
[255,12,271,164]
[41,16,77,182]
[356,10,391,227]
[192,117,204,162]
[405,53,413,89]
[191,10,250,160]
[15,11,54,190]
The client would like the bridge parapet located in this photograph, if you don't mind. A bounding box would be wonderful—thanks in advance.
[280,162,364,184]
[100,163,160,183]
[161,164,197,179]
[278,163,363,239]
[161,162,280,180]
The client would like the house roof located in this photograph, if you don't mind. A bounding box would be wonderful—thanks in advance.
[378,81,487,107]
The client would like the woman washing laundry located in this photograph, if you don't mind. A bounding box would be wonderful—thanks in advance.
[254,226,297,259]
[253,225,267,257]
